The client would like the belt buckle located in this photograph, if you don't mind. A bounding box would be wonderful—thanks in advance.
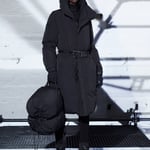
[72,50,80,57]
[72,50,88,57]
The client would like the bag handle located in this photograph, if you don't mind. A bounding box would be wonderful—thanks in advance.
[44,74,60,89]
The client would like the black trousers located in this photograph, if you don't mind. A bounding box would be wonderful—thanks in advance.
[78,115,89,144]
[55,115,89,146]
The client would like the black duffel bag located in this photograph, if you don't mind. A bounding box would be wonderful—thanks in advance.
[26,81,65,135]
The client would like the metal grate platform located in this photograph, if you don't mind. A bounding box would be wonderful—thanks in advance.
[0,126,150,148]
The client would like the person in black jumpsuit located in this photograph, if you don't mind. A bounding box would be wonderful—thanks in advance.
[42,0,103,149]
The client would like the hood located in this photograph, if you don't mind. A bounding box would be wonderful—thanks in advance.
[59,0,87,18]
[59,0,97,31]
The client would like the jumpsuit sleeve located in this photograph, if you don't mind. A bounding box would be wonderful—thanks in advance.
[42,11,58,73]
[90,21,103,76]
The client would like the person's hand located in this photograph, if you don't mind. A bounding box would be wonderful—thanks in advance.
[48,71,58,88]
[96,63,103,88]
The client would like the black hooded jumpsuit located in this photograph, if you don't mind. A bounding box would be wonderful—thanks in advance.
[42,0,103,148]
[42,0,103,116]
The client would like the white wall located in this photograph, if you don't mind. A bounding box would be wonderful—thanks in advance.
[0,0,150,118]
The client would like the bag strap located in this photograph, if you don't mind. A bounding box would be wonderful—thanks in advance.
[44,75,58,88]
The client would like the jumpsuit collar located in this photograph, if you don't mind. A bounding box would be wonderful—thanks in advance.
[59,0,97,32]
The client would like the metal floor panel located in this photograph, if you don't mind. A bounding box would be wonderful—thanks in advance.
[0,147,150,150]
[0,126,150,149]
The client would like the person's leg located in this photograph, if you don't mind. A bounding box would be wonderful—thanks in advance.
[55,125,66,150]
[79,115,89,150]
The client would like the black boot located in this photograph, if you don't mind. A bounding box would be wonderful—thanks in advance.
[55,126,66,150]
[79,142,89,150]
[79,116,89,150]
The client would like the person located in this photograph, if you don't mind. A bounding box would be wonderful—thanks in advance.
[42,0,103,149]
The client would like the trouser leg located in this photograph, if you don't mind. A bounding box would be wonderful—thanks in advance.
[79,115,89,149]
[55,125,66,150]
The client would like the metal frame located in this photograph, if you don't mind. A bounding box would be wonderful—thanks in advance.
[93,0,150,44]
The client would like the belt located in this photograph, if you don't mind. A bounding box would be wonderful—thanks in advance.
[58,50,91,57]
